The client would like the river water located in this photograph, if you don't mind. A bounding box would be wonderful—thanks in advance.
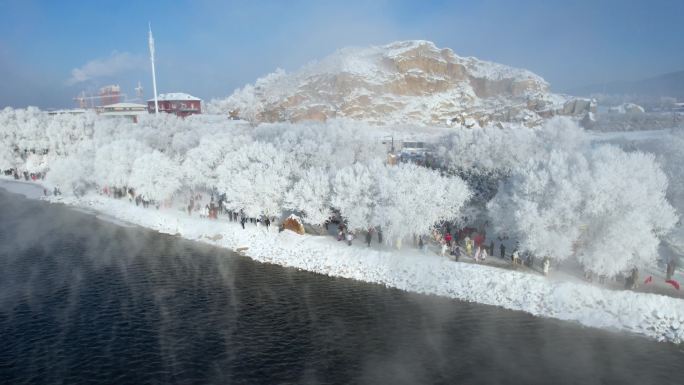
[1,188,683,385]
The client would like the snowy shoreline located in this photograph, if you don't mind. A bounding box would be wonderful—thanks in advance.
[1,178,683,344]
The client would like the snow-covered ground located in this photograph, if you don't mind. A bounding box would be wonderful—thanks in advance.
[1,178,682,344]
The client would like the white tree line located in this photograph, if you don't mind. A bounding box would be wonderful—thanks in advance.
[0,107,678,278]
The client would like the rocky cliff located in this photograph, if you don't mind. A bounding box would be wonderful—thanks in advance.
[209,40,593,127]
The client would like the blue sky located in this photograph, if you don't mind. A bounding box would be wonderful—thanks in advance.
[1,0,683,108]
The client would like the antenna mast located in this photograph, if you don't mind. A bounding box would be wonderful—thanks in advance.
[148,22,159,114]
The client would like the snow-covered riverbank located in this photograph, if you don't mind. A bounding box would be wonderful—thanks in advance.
[1,178,683,344]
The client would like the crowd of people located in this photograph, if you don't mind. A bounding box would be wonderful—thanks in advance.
[5,168,45,182]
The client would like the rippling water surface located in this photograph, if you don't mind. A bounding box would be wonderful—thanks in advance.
[1,189,683,385]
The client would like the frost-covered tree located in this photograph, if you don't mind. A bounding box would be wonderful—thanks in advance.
[44,112,96,156]
[0,148,13,171]
[536,117,589,154]
[437,124,535,176]
[374,162,471,243]
[128,151,182,202]
[93,140,151,188]
[331,163,376,231]
[181,134,252,190]
[46,156,89,194]
[10,107,50,154]
[577,146,677,276]
[489,144,677,277]
[45,142,95,195]
[0,145,18,171]
[206,68,287,121]
[437,117,590,203]
[253,119,385,173]
[488,150,589,260]
[24,153,49,173]
[652,131,684,257]
[215,142,293,217]
[207,84,264,122]
[284,167,332,225]
[653,131,684,214]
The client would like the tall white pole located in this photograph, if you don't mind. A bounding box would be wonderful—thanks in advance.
[148,22,159,115]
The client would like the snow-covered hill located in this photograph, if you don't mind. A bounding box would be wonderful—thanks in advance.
[208,40,594,127]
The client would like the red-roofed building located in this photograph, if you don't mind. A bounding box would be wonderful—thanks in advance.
[147,93,202,117]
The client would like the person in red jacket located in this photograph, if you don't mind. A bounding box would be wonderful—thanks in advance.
[444,232,453,247]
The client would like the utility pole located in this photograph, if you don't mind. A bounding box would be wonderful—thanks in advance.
[148,22,159,115]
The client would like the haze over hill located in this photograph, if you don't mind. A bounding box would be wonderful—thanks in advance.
[568,70,684,100]
[208,40,593,127]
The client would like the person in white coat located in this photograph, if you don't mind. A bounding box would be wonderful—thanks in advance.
[346,232,354,246]
[441,242,448,257]
[542,257,550,276]
[512,250,521,265]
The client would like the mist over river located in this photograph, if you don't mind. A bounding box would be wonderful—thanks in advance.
[1,188,682,385]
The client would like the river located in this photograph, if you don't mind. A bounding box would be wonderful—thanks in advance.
[0,188,682,385]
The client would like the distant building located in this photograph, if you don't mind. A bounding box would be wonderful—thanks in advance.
[47,109,87,116]
[147,93,202,117]
[99,85,122,106]
[73,84,123,109]
[674,102,684,112]
[398,141,434,165]
[98,102,148,122]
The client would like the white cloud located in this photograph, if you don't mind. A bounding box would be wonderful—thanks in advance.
[67,51,145,85]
